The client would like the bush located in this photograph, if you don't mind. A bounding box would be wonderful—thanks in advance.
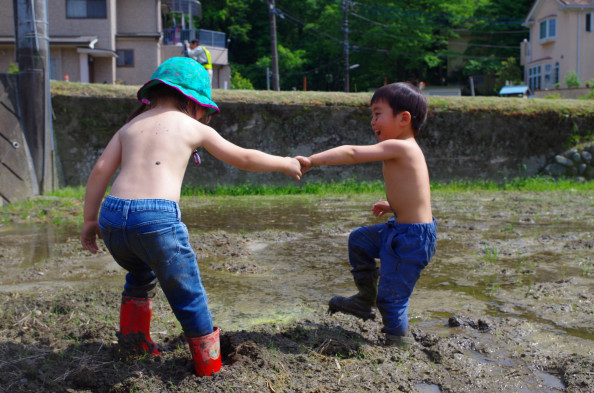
[564,71,581,88]
[231,71,254,90]
[544,93,561,99]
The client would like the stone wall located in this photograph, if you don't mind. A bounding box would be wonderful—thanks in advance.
[50,95,594,187]
[541,145,594,180]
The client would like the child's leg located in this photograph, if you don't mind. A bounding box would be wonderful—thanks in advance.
[98,200,160,354]
[347,223,385,280]
[328,224,385,320]
[135,220,213,338]
[376,259,417,336]
[377,220,437,338]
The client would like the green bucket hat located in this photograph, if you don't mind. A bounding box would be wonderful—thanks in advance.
[137,57,219,115]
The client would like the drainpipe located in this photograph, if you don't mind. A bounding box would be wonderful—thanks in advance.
[577,9,582,80]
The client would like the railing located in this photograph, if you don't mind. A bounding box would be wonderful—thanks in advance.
[162,28,226,48]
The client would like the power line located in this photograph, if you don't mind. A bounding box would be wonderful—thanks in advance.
[274,4,521,67]
[348,0,524,25]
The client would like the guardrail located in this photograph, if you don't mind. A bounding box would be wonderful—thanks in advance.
[162,28,226,48]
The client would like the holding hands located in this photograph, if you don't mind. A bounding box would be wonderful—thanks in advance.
[284,157,304,181]
[295,156,312,174]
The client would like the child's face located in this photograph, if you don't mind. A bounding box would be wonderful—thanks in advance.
[370,100,400,141]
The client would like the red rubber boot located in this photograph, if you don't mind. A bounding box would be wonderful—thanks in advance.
[119,296,160,355]
[187,327,222,376]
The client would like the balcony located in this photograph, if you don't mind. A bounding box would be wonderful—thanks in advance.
[162,28,226,48]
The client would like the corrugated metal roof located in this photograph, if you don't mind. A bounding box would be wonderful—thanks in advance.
[499,85,531,95]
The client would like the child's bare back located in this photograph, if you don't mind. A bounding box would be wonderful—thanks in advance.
[110,106,203,202]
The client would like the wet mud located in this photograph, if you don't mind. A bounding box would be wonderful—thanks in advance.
[0,191,592,392]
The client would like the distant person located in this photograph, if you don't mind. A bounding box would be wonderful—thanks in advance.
[184,39,213,82]
[81,57,302,376]
[297,82,437,349]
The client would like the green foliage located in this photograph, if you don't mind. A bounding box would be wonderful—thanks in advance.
[231,70,254,89]
[544,93,561,99]
[196,0,531,91]
[180,179,386,197]
[579,80,594,100]
[462,57,500,78]
[8,62,19,74]
[565,71,581,88]
[431,177,594,192]
[494,57,522,93]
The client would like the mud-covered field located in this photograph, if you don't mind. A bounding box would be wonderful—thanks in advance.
[0,191,592,393]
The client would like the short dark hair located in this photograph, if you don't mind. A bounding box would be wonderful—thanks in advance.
[370,82,428,134]
[190,39,199,45]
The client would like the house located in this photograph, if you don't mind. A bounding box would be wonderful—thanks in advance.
[499,85,532,97]
[521,0,594,92]
[0,0,230,89]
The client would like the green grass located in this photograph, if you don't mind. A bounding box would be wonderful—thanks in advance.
[25,176,594,200]
[181,176,594,196]
[180,179,386,196]
[430,176,594,192]
[51,81,594,116]
[1,176,591,225]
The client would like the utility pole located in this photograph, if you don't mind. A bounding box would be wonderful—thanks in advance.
[343,0,349,92]
[268,0,280,91]
[13,0,55,193]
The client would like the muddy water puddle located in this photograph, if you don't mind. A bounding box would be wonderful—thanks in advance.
[1,193,592,346]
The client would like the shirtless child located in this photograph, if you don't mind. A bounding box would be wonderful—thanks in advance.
[297,82,437,348]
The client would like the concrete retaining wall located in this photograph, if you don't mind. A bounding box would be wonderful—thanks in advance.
[51,95,594,187]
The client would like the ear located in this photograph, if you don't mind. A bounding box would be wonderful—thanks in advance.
[398,111,412,126]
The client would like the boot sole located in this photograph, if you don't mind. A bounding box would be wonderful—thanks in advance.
[327,302,376,321]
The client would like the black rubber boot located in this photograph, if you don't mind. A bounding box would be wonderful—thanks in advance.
[384,332,414,350]
[328,276,378,321]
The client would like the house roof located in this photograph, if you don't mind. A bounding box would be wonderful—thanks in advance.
[559,0,594,5]
[0,35,99,46]
[524,0,594,26]
[499,85,531,95]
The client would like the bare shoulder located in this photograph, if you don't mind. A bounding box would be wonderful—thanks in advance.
[378,138,424,159]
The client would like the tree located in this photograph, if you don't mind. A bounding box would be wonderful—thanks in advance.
[230,70,254,89]
[197,0,536,92]
[494,57,522,93]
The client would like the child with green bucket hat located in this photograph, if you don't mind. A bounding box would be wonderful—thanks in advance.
[81,57,302,376]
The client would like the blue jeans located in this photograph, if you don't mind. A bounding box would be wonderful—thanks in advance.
[348,217,437,336]
[98,196,213,337]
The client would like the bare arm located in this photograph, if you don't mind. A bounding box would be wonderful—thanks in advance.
[308,140,405,167]
[201,126,302,181]
[81,133,122,253]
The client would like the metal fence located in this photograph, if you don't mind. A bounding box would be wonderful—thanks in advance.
[162,28,226,48]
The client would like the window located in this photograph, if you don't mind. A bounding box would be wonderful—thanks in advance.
[66,0,106,19]
[528,65,542,91]
[587,12,593,32]
[539,18,556,40]
[116,50,134,67]
[554,62,560,85]
[544,64,552,89]
[50,58,58,80]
